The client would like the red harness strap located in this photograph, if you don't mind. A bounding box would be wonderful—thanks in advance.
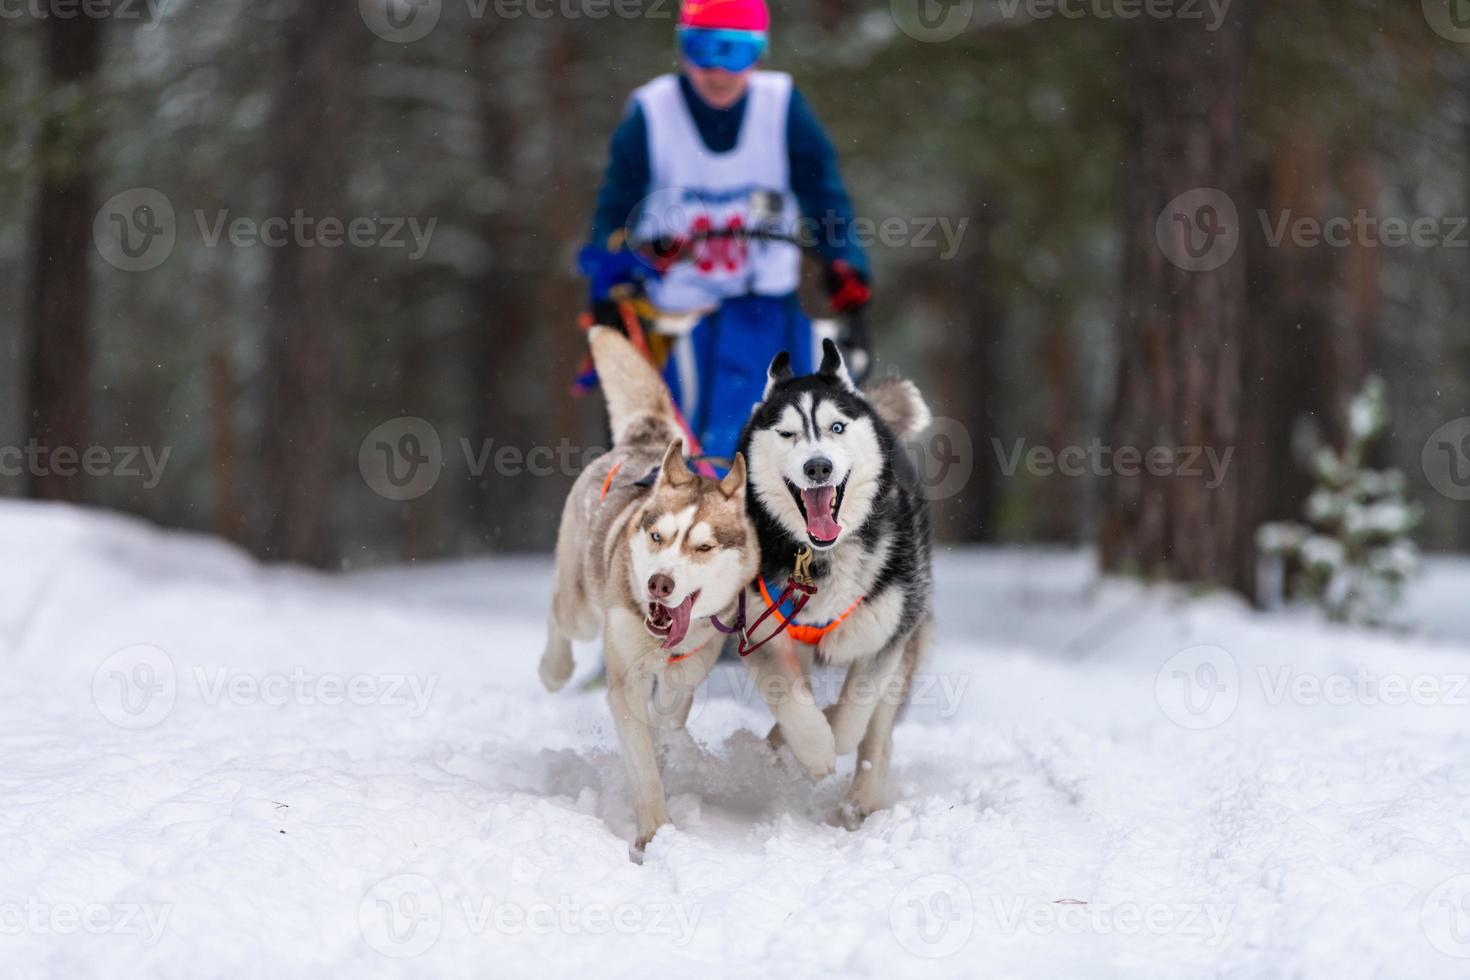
[665,638,710,666]
[599,461,624,502]
[740,578,817,656]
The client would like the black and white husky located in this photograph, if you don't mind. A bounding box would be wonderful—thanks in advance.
[736,339,934,827]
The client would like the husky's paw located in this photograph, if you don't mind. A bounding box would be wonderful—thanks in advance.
[631,822,671,863]
[657,727,700,768]
[538,647,574,692]
[779,713,836,780]
[765,722,786,753]
[824,703,866,757]
[835,798,874,831]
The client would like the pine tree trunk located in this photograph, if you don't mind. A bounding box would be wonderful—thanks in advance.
[1100,7,1255,588]
[466,21,532,551]
[1037,302,1079,542]
[255,7,363,564]
[932,183,1003,543]
[1235,126,1337,599]
[522,22,585,551]
[26,17,101,503]
[1462,65,1470,552]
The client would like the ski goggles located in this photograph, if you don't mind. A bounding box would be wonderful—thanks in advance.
[677,27,767,72]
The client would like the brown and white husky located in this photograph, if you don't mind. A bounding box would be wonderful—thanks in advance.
[539,327,758,858]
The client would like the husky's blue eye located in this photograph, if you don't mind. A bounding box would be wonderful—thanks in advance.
[650,531,662,543]
[831,422,846,434]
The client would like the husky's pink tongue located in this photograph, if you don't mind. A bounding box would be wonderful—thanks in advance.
[662,593,695,650]
[801,486,842,542]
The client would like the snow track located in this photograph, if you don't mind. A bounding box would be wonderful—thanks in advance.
[3,502,1470,978]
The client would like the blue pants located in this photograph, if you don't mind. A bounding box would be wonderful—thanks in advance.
[662,294,815,463]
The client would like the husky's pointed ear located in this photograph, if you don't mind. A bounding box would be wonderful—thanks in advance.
[763,352,793,400]
[659,441,696,489]
[818,339,854,390]
[719,453,747,500]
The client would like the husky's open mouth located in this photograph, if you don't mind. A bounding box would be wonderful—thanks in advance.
[787,479,847,548]
[645,590,699,650]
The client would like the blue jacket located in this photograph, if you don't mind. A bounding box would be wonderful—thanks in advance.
[588,74,870,280]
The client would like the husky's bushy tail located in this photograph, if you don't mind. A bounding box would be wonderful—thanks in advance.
[588,327,680,450]
[864,377,932,442]
[538,329,687,695]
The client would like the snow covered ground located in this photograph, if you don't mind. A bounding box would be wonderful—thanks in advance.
[4,500,1470,979]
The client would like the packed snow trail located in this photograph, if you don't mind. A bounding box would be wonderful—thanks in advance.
[3,501,1470,978]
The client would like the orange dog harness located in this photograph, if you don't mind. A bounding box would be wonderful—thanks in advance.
[755,576,864,646]
[714,544,866,655]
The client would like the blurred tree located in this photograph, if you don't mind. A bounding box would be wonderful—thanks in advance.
[4,1,1464,569]
[464,22,531,551]
[1101,5,1255,587]
[254,2,367,564]
[26,16,100,502]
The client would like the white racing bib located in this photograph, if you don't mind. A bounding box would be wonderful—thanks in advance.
[632,72,802,314]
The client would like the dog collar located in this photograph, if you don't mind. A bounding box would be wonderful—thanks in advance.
[665,637,711,665]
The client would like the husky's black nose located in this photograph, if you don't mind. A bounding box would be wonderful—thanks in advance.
[648,573,675,600]
[803,457,834,484]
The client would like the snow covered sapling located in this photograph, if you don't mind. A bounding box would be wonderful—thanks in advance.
[1256,375,1422,626]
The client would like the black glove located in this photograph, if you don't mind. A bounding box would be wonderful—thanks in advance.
[589,299,624,331]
